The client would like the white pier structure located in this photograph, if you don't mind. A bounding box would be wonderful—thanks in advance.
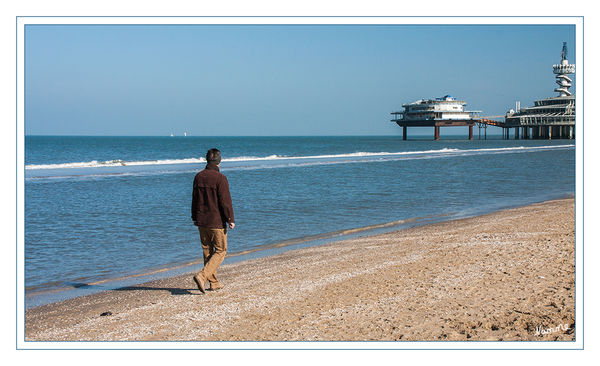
[391,95,480,140]
[501,42,576,139]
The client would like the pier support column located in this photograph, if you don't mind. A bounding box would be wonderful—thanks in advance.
[403,126,407,140]
[515,127,520,140]
[549,126,552,140]
[569,126,574,139]
[468,125,473,140]
[434,126,440,140]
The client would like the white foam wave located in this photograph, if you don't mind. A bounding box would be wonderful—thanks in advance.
[26,158,205,170]
[25,145,574,170]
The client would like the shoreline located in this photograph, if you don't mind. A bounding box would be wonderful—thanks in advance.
[25,194,573,309]
[25,197,575,341]
[24,212,449,305]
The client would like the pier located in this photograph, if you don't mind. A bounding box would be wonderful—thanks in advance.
[392,115,575,141]
[475,118,575,140]
[391,43,575,141]
[390,116,475,141]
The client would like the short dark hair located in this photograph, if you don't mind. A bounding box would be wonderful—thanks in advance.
[206,148,222,164]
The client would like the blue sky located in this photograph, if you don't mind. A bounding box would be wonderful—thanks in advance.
[25,24,575,136]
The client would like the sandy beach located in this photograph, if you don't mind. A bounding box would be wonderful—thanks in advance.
[25,198,575,342]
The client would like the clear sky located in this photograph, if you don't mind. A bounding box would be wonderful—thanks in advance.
[24,23,575,136]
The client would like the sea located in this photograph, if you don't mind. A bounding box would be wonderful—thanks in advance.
[24,135,576,308]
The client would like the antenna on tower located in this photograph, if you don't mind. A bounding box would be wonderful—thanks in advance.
[561,42,567,61]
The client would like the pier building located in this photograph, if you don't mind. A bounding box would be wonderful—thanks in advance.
[390,95,480,140]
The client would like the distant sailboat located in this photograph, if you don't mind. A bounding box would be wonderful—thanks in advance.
[184,132,187,137]
[170,132,174,137]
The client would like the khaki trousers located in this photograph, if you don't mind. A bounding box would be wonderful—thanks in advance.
[197,227,227,286]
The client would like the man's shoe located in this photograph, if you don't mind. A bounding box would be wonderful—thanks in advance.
[209,282,224,291]
[193,274,206,293]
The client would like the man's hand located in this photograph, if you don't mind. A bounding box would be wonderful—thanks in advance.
[229,222,235,229]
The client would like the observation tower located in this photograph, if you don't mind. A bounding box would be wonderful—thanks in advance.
[553,42,576,97]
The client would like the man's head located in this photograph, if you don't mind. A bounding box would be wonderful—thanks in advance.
[206,148,222,165]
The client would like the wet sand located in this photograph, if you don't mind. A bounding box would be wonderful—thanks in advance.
[25,198,575,342]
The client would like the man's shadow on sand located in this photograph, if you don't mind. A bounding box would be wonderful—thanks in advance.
[113,286,199,295]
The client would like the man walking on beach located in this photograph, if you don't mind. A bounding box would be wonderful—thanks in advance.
[191,148,235,293]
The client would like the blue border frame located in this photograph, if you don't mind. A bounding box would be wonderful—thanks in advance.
[16,16,584,351]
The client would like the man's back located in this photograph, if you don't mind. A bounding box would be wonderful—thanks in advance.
[191,163,234,229]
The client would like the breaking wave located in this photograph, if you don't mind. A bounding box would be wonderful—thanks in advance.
[26,146,574,170]
[24,144,574,181]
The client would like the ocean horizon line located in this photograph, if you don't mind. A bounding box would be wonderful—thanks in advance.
[24,133,506,138]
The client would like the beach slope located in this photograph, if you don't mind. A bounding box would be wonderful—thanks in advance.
[25,198,575,342]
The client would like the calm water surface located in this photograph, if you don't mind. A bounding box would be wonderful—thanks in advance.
[24,136,575,305]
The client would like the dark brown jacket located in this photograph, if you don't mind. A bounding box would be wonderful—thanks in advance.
[191,163,234,229]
